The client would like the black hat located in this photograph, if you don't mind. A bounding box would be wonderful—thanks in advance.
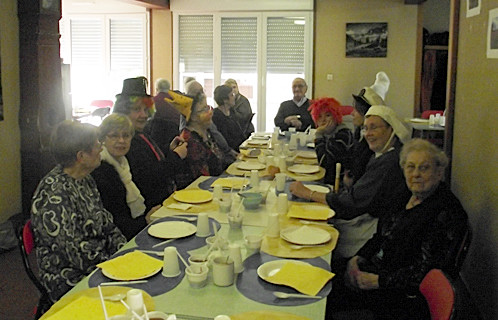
[116,77,151,97]
[352,87,385,116]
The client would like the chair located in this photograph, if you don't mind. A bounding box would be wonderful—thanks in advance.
[421,110,444,119]
[419,269,455,320]
[445,222,472,279]
[18,220,53,319]
[90,99,114,109]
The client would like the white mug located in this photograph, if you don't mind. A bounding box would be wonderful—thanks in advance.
[196,212,210,237]
[162,247,180,277]
[277,193,288,215]
[212,256,235,287]
[266,213,280,238]
[275,173,286,192]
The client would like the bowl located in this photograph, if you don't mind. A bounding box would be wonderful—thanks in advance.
[244,234,263,250]
[240,192,263,210]
[185,264,209,288]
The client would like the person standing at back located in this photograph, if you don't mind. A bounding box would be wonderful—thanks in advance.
[274,77,315,132]
[224,78,255,136]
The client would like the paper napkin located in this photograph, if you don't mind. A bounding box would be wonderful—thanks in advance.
[287,203,331,220]
[46,296,126,320]
[211,177,249,189]
[97,251,162,280]
[265,262,334,296]
[167,203,193,211]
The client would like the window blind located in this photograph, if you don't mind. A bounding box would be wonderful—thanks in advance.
[179,15,213,73]
[267,17,305,74]
[221,17,257,73]
[70,19,103,68]
[110,19,144,71]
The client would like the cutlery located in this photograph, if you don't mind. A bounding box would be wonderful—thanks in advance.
[103,293,126,301]
[98,286,109,320]
[273,291,323,299]
[299,220,334,227]
[152,238,175,248]
[120,299,145,320]
[172,215,197,222]
[139,250,164,256]
[289,244,327,250]
[100,280,148,286]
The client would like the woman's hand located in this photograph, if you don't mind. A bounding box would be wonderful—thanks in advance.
[145,205,161,224]
[171,136,188,159]
[345,256,362,289]
[355,272,379,290]
[345,256,379,290]
[289,181,328,204]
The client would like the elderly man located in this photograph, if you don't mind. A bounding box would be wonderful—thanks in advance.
[153,78,181,127]
[274,77,315,132]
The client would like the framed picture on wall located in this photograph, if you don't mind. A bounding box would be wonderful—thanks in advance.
[487,8,498,59]
[346,22,388,58]
[466,0,481,18]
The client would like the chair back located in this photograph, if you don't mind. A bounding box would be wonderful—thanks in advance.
[340,105,354,115]
[419,269,455,320]
[445,222,472,278]
[421,110,444,119]
[90,99,114,108]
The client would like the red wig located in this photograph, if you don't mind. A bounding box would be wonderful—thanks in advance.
[308,97,343,125]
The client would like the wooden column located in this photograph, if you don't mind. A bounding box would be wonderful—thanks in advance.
[18,0,65,214]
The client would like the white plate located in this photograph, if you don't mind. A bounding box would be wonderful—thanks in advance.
[287,164,320,174]
[410,118,429,123]
[306,142,315,148]
[257,260,311,282]
[251,135,270,140]
[291,204,335,219]
[102,265,161,281]
[280,226,331,245]
[173,189,213,203]
[305,184,330,193]
[236,161,266,171]
[296,151,317,159]
[148,221,197,239]
[247,139,269,146]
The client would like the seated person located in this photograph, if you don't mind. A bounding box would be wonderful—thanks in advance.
[113,77,188,208]
[173,92,226,187]
[326,138,468,320]
[347,73,390,187]
[309,97,354,184]
[212,84,248,152]
[92,113,161,240]
[31,120,126,301]
[274,77,315,132]
[290,105,411,257]
[224,78,255,136]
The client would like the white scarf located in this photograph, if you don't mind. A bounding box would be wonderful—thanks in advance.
[100,147,146,218]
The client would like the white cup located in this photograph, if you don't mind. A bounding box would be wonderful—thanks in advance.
[196,212,210,237]
[289,127,296,133]
[250,170,260,188]
[278,155,287,172]
[185,264,209,288]
[273,143,282,157]
[266,213,280,238]
[212,256,235,287]
[188,254,210,268]
[218,196,232,213]
[289,135,298,150]
[308,129,317,142]
[228,243,244,273]
[276,193,288,215]
[126,289,144,316]
[274,127,280,134]
[213,185,223,200]
[299,132,308,147]
[275,173,286,192]
[214,316,231,320]
[162,247,180,277]
[266,155,274,167]
[227,211,243,229]
[244,234,263,250]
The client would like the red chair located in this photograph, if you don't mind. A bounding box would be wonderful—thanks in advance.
[18,220,53,319]
[340,105,354,115]
[90,99,113,109]
[421,110,444,119]
[419,269,455,320]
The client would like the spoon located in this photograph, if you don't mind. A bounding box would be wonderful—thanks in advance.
[299,220,334,227]
[289,244,327,250]
[103,293,126,301]
[139,250,164,256]
[173,215,197,222]
[273,292,322,299]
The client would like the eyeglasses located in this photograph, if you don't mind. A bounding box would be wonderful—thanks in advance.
[107,132,132,141]
[404,163,432,173]
[361,124,388,132]
[292,84,305,89]
[196,105,213,113]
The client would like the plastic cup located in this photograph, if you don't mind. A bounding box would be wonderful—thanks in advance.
[244,234,263,250]
[162,247,180,277]
[275,173,286,192]
[212,256,235,287]
[277,193,288,215]
[196,212,210,237]
[185,264,209,288]
[228,243,244,273]
[266,213,280,238]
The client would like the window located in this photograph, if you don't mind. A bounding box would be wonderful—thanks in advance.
[174,12,313,131]
[60,14,149,114]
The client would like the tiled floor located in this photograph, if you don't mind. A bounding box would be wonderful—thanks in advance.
[0,247,40,320]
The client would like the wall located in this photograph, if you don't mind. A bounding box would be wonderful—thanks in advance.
[0,0,21,223]
[452,0,498,318]
[314,0,419,120]
[150,9,173,94]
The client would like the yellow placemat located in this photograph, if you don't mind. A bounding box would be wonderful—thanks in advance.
[211,177,249,189]
[163,195,218,213]
[97,251,162,280]
[226,162,270,177]
[40,287,154,320]
[231,311,311,320]
[261,216,339,259]
[44,296,126,320]
[265,262,335,296]
[287,203,332,220]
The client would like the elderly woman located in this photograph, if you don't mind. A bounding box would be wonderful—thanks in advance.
[290,105,411,258]
[212,84,248,152]
[327,138,468,320]
[224,78,255,136]
[92,114,161,240]
[309,97,354,184]
[31,120,126,302]
[274,77,315,132]
[113,77,187,209]
[175,92,226,187]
